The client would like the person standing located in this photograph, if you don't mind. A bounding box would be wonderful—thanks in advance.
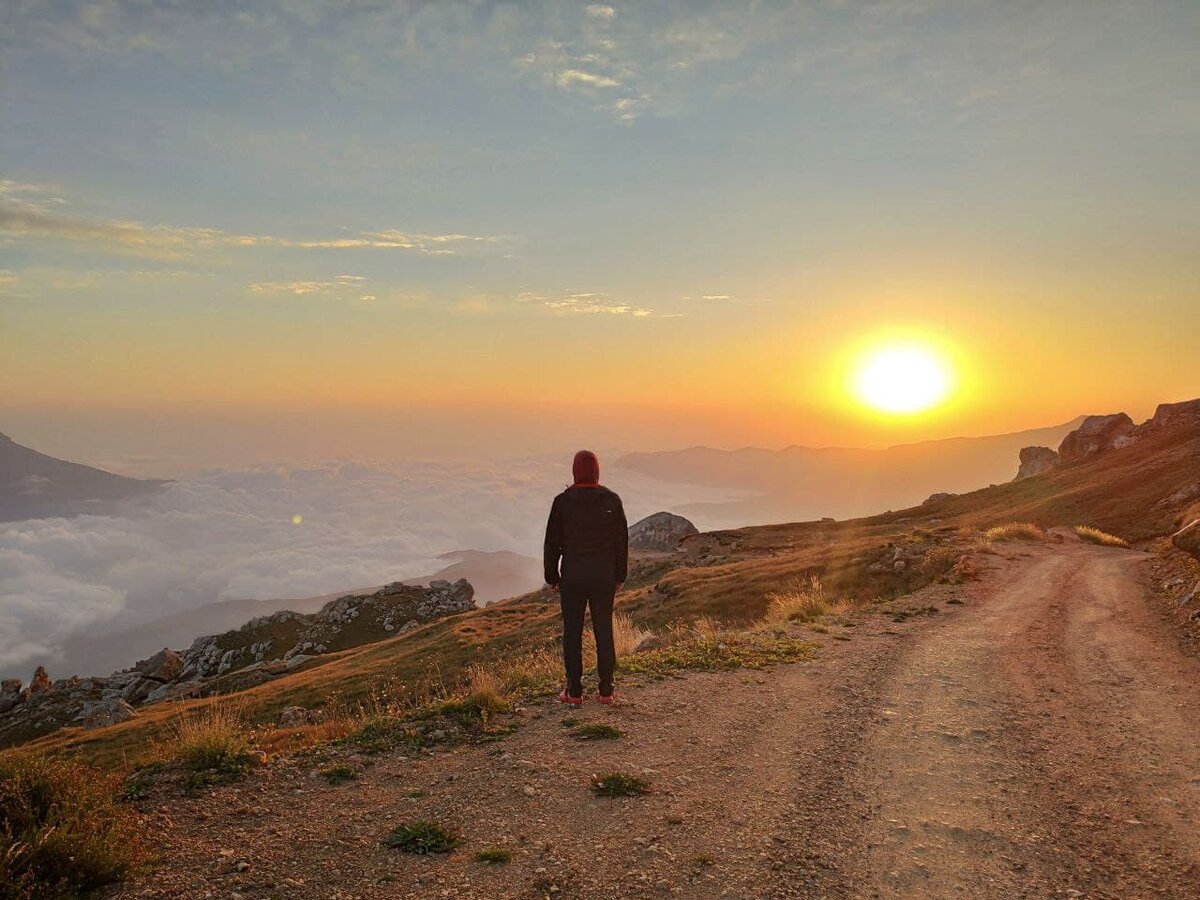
[543,450,628,705]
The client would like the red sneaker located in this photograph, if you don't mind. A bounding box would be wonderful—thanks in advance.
[597,691,617,705]
[557,687,584,706]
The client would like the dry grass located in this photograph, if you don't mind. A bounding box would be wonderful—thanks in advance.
[0,752,145,898]
[162,704,256,773]
[763,576,850,625]
[984,522,1048,542]
[464,665,508,715]
[1073,525,1131,548]
[611,613,655,656]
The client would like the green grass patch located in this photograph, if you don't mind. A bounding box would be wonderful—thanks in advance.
[320,764,356,784]
[621,634,816,677]
[475,847,512,864]
[1,753,146,898]
[572,723,622,741]
[341,716,425,754]
[382,820,461,854]
[591,772,650,797]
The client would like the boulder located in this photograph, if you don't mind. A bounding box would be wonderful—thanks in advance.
[278,706,327,728]
[628,512,699,552]
[82,698,139,730]
[1173,519,1200,562]
[1058,414,1136,464]
[1015,446,1059,480]
[144,679,202,704]
[135,648,184,682]
[0,678,20,697]
[27,666,51,696]
[1149,398,1200,429]
[922,492,956,506]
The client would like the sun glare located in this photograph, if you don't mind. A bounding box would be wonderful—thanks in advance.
[855,345,951,414]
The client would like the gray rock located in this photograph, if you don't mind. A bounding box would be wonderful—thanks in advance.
[1,678,21,697]
[135,647,184,682]
[82,698,138,730]
[1015,446,1060,480]
[28,666,51,696]
[1149,398,1200,429]
[628,511,699,552]
[1058,414,1136,464]
[144,679,203,704]
[1172,519,1200,562]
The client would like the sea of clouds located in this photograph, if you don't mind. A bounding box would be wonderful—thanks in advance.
[0,456,743,679]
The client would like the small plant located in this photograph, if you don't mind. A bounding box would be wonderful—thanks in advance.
[382,820,461,854]
[166,704,254,773]
[1074,525,1131,548]
[465,665,509,716]
[560,717,580,728]
[984,522,1047,542]
[591,772,650,797]
[320,764,356,784]
[342,715,422,754]
[611,614,655,656]
[0,752,146,897]
[695,852,715,867]
[572,723,622,741]
[476,847,512,864]
[764,576,849,624]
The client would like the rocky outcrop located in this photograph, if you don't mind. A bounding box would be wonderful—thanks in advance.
[1,579,476,748]
[1015,446,1059,480]
[922,492,956,506]
[628,512,699,552]
[180,579,475,679]
[1149,399,1200,429]
[1173,520,1200,563]
[1058,414,1136,464]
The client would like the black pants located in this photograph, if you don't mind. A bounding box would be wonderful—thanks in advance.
[560,576,616,698]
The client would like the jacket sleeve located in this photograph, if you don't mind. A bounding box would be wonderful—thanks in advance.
[614,495,629,584]
[543,494,564,585]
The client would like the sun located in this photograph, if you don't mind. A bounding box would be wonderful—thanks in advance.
[854,344,951,414]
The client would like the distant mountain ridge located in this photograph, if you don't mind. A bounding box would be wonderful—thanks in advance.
[616,417,1086,526]
[0,431,167,521]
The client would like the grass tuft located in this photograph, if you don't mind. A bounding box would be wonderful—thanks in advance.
[764,576,849,624]
[591,772,650,797]
[475,847,512,864]
[611,614,655,656]
[0,752,146,898]
[320,764,356,784]
[571,723,622,741]
[984,522,1048,542]
[1074,525,1131,548]
[381,821,461,854]
[621,633,815,676]
[165,704,255,773]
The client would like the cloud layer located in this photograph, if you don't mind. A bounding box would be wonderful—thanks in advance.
[0,456,741,678]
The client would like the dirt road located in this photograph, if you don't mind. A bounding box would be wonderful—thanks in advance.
[119,539,1200,899]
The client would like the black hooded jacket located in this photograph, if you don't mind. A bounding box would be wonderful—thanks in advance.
[543,486,629,586]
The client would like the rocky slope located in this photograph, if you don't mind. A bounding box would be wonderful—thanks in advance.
[0,579,474,748]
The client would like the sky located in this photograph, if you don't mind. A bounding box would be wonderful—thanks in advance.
[2,0,1198,467]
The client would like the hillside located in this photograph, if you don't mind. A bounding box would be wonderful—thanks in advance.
[0,431,167,520]
[17,400,1198,769]
[57,550,541,679]
[616,416,1084,526]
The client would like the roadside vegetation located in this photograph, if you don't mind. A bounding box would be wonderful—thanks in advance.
[985,522,1048,542]
[1074,525,1131,548]
[764,575,850,624]
[381,820,461,854]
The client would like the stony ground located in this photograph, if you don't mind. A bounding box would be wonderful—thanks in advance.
[112,535,1200,899]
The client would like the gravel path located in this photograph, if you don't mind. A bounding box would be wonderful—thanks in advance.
[115,539,1200,899]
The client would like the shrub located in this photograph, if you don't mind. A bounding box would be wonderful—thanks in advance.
[0,753,145,898]
[381,821,461,854]
[320,764,356,784]
[764,576,848,624]
[464,665,509,716]
[476,847,512,864]
[572,723,622,741]
[591,772,650,797]
[1074,525,1131,548]
[166,704,255,773]
[984,522,1047,542]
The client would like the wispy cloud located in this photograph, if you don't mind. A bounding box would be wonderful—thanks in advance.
[0,183,500,261]
[247,274,376,303]
[517,290,652,317]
